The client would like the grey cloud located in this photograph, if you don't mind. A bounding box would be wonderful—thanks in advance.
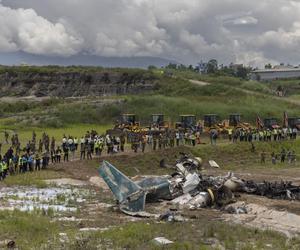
[0,4,83,56]
[223,16,258,26]
[1,0,300,67]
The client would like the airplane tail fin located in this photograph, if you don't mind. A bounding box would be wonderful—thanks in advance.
[98,161,146,212]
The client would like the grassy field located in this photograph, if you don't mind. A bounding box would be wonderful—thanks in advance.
[0,123,111,153]
[0,70,300,151]
[0,140,299,249]
[0,210,62,249]
[0,68,300,131]
[2,170,65,187]
[1,207,298,249]
[68,221,300,250]
[1,67,300,248]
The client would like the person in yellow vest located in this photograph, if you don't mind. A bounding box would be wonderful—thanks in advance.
[273,128,278,141]
[263,130,267,141]
[190,133,196,147]
[99,138,104,156]
[269,129,273,141]
[259,130,263,141]
[94,139,100,156]
[18,155,23,174]
[2,160,8,179]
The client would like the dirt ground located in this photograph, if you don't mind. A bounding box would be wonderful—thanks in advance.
[2,147,300,248]
[47,150,300,237]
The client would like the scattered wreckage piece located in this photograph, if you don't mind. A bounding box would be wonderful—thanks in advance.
[160,152,203,176]
[98,156,234,214]
[170,192,213,210]
[242,180,300,200]
[99,161,179,213]
[152,237,174,245]
[98,154,300,217]
[209,160,220,168]
[159,210,187,222]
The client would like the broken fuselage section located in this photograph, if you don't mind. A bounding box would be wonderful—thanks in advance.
[99,161,179,213]
[99,154,300,215]
[98,155,232,214]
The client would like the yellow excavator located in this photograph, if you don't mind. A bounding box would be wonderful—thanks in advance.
[175,115,197,131]
[202,114,226,133]
[107,113,142,136]
[151,114,169,129]
[227,114,252,130]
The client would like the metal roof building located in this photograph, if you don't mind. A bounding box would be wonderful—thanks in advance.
[251,68,300,81]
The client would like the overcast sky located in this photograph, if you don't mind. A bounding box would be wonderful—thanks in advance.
[1,0,300,67]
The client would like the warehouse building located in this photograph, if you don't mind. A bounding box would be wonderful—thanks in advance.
[251,68,300,81]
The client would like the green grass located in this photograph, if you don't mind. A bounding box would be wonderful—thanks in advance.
[106,146,191,176]
[241,81,273,94]
[103,139,300,176]
[191,139,300,170]
[122,93,300,124]
[0,123,111,153]
[63,221,300,250]
[11,124,110,140]
[0,210,62,250]
[0,65,152,75]
[3,170,64,187]
[0,70,299,129]
[266,78,300,96]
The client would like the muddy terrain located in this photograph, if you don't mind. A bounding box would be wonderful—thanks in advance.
[1,147,300,249]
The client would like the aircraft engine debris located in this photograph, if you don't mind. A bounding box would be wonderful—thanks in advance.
[98,154,300,215]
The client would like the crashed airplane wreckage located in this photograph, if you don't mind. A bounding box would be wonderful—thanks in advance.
[98,154,300,215]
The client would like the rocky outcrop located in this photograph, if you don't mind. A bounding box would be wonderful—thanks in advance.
[0,70,158,97]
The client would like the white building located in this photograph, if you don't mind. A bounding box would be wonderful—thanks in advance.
[251,68,300,81]
[197,60,208,74]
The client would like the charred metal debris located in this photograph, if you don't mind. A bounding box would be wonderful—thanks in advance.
[98,153,300,215]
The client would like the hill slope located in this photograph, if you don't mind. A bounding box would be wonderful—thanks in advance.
[0,66,299,128]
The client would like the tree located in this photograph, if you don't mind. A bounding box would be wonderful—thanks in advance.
[206,59,218,74]
[148,65,157,70]
[177,64,187,70]
[165,63,177,70]
[265,63,272,69]
[236,66,249,79]
[218,66,235,76]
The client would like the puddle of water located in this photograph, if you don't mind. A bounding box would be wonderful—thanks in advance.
[0,186,93,213]
[45,178,87,186]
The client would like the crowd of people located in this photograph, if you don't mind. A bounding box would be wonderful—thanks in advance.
[0,128,203,180]
[227,127,298,143]
[0,130,106,180]
[261,148,297,165]
[127,129,202,153]
[0,125,299,180]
